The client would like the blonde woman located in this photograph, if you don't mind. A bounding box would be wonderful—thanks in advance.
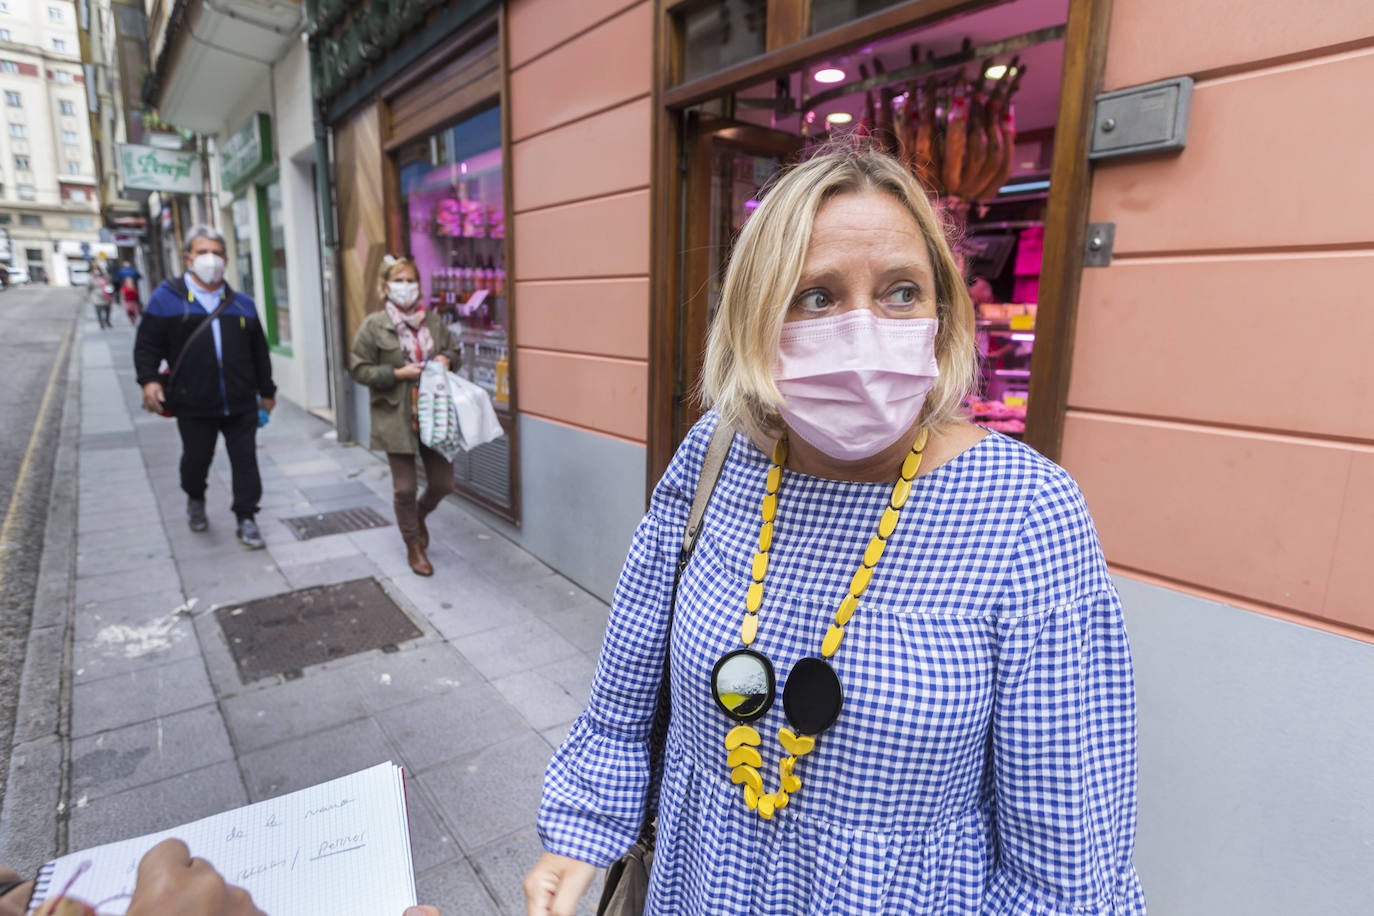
[525,148,1144,914]
[350,255,461,576]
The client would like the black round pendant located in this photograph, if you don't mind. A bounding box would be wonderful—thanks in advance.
[782,656,843,735]
[710,649,775,722]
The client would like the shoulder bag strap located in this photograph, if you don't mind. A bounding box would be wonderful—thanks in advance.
[167,286,235,383]
[639,420,734,839]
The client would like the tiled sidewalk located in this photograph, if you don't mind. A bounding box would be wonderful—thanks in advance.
[7,313,610,913]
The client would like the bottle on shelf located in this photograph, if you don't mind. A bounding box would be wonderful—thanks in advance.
[494,352,510,407]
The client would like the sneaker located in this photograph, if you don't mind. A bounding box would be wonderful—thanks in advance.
[187,497,208,532]
[236,517,265,550]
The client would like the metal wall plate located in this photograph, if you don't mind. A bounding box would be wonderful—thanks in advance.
[1089,77,1193,161]
[1084,222,1116,267]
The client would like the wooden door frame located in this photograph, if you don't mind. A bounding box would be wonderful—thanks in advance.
[648,0,1114,490]
[677,115,802,443]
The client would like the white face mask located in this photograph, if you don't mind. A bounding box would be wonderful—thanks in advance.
[387,281,421,309]
[190,252,226,286]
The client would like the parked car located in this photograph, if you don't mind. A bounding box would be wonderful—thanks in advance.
[4,267,30,286]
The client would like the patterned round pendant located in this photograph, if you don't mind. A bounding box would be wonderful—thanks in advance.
[711,649,775,722]
[782,656,843,735]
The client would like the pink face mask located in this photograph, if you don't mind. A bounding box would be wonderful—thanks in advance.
[775,309,940,461]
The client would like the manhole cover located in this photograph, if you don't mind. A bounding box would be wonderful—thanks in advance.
[216,578,422,683]
[282,506,390,541]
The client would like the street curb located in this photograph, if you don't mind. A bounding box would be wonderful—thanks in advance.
[0,318,82,873]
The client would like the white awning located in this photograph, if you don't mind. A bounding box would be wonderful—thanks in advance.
[150,0,304,134]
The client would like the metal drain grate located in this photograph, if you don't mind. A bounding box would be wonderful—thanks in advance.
[281,506,390,541]
[216,578,422,683]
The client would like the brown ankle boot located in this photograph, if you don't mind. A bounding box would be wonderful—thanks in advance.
[407,541,434,576]
[416,507,431,549]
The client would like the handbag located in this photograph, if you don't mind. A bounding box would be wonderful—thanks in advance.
[155,284,234,418]
[596,420,734,916]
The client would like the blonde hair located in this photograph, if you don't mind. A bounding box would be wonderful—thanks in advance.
[376,254,419,301]
[699,146,977,440]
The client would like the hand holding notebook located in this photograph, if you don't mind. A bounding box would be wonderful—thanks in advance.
[22,763,424,916]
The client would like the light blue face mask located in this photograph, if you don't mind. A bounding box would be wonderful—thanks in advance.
[387,281,421,309]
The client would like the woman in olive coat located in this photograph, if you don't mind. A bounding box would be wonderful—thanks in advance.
[350,255,462,576]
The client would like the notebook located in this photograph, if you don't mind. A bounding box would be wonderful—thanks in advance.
[28,762,415,915]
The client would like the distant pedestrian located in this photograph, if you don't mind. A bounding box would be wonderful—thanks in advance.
[133,225,276,550]
[349,254,461,577]
[114,258,141,287]
[120,275,141,325]
[90,266,113,329]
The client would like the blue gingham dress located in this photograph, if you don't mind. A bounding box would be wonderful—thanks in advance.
[539,412,1146,914]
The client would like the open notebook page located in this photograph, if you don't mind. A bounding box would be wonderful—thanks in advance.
[29,761,415,915]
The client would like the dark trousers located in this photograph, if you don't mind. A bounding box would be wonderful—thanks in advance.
[177,411,262,520]
[387,445,455,544]
[94,303,112,328]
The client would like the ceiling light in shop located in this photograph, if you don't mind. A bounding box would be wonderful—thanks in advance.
[984,64,1009,80]
[814,68,846,83]
[825,112,853,125]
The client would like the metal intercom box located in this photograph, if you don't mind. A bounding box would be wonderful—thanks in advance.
[1089,77,1193,161]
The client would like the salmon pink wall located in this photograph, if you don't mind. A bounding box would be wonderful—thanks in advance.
[1066,1,1374,638]
[508,0,652,443]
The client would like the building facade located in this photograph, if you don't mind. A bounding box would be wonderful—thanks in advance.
[78,0,158,286]
[142,0,331,415]
[310,1,1374,911]
[0,0,101,284]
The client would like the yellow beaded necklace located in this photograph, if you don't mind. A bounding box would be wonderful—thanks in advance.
[711,427,930,819]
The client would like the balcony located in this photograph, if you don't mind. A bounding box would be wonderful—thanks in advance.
[143,0,304,134]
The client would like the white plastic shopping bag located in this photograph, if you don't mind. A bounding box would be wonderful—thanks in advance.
[418,361,461,460]
[446,370,504,451]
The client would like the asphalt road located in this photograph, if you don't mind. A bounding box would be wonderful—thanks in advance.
[0,284,81,792]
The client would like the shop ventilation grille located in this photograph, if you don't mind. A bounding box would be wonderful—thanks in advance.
[281,506,390,541]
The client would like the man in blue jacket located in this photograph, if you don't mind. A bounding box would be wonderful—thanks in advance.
[133,226,276,549]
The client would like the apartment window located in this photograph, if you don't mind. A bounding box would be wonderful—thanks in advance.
[54,70,71,83]
[51,38,66,53]
[0,29,11,42]
[17,186,35,201]
[71,216,93,230]
[0,3,10,13]
[48,6,62,21]
[58,99,74,116]
[67,160,80,175]
[62,129,76,144]
[0,61,15,74]
[20,214,41,227]
[4,91,18,107]
[67,187,85,201]
[13,154,28,171]
[8,122,23,138]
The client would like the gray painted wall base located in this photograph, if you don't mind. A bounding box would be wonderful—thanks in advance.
[1118,576,1374,914]
[479,414,646,604]
[349,380,371,448]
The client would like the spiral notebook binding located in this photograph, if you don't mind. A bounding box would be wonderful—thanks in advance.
[27,861,54,913]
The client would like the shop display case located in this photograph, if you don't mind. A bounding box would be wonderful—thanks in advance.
[397,105,514,512]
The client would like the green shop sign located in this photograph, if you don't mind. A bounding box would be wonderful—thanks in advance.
[118,144,203,194]
[220,113,274,189]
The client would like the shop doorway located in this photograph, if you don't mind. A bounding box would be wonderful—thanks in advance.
[676,114,800,442]
[656,0,1104,480]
